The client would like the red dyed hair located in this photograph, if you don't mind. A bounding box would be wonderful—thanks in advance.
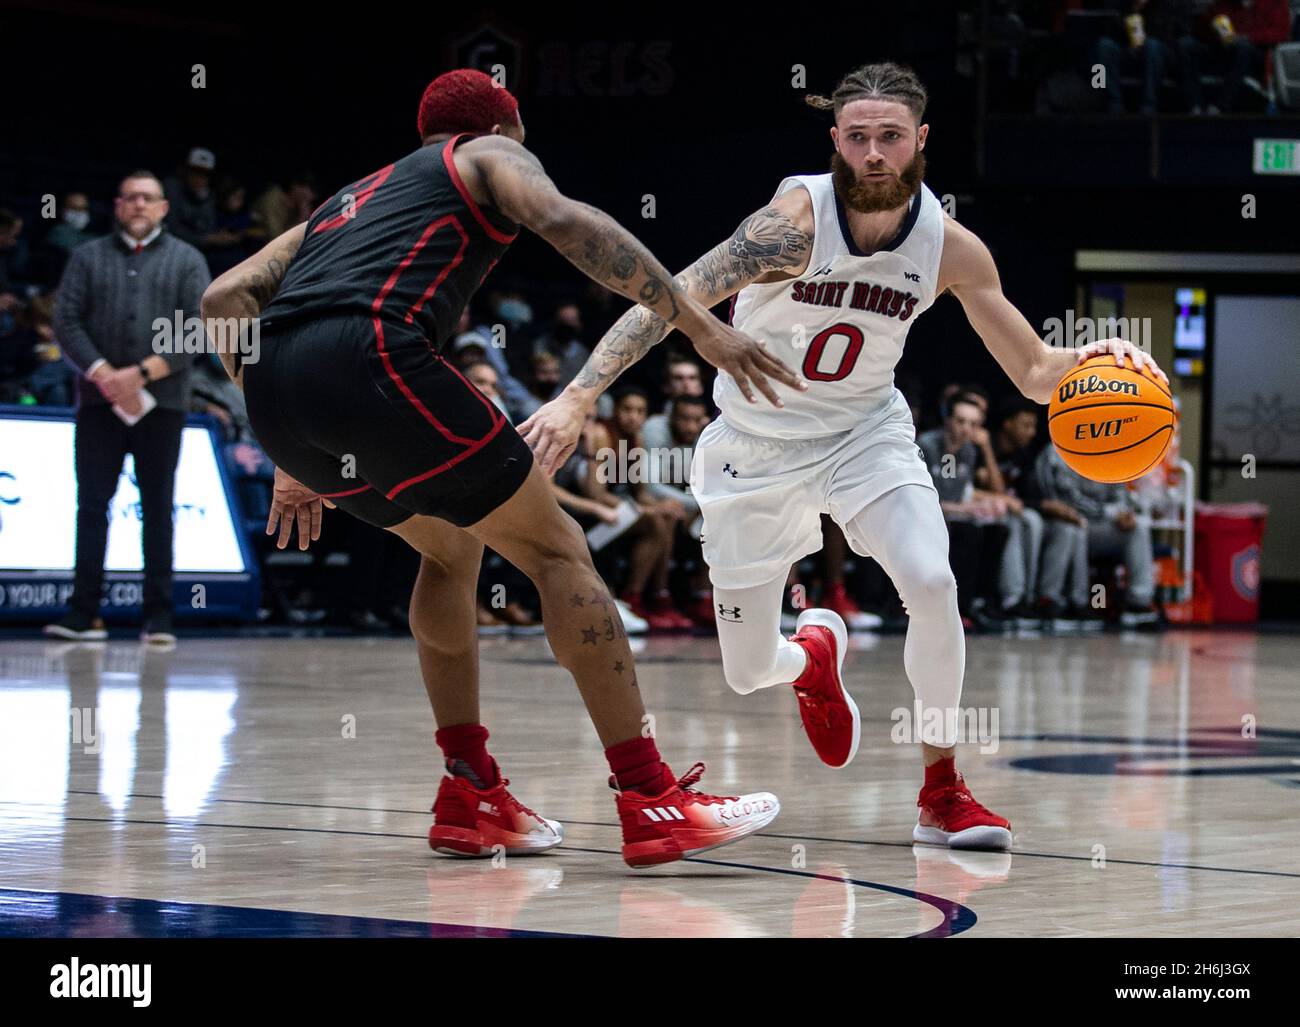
[417,69,520,139]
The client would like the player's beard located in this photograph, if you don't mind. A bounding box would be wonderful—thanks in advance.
[832,149,926,213]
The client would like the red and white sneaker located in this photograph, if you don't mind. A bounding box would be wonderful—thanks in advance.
[913,771,1012,851]
[790,608,860,769]
[614,762,779,868]
[429,769,563,857]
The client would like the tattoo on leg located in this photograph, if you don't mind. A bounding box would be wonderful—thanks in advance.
[569,592,586,608]
[580,625,598,645]
[589,588,614,610]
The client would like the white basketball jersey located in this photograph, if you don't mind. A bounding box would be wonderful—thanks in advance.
[716,174,945,439]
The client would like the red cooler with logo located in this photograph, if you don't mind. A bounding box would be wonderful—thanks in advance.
[1193,503,1268,623]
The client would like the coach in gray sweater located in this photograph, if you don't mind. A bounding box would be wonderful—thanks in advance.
[45,170,210,643]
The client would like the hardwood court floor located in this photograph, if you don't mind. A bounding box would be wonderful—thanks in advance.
[1,628,1297,937]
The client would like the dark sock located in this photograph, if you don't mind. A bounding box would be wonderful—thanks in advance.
[924,756,957,791]
[605,736,674,796]
[435,723,498,789]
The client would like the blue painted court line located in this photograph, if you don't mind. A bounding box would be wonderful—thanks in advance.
[0,888,587,939]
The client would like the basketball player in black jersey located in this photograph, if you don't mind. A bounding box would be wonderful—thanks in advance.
[200,70,806,867]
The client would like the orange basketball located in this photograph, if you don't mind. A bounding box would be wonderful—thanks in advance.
[1048,355,1176,483]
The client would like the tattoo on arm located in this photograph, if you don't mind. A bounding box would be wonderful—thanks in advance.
[573,298,677,391]
[244,255,290,311]
[242,233,303,314]
[553,208,681,324]
[693,205,811,294]
[570,206,810,394]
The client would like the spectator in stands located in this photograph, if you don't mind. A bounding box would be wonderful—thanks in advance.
[531,301,590,386]
[191,351,253,441]
[450,330,488,371]
[36,192,94,287]
[551,409,624,528]
[520,349,562,420]
[1093,0,1187,114]
[643,355,706,448]
[479,288,534,348]
[44,170,209,644]
[463,358,510,419]
[163,147,237,256]
[933,380,988,431]
[546,408,654,634]
[646,394,714,626]
[0,210,33,398]
[478,289,538,399]
[252,170,316,239]
[1035,444,1159,626]
[979,398,1046,620]
[1179,0,1289,112]
[0,302,39,403]
[918,395,1011,629]
[1033,458,1094,627]
[598,386,691,630]
[206,178,265,276]
[9,295,75,406]
[0,208,32,315]
[451,308,534,422]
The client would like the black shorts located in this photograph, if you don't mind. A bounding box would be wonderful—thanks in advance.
[244,314,532,529]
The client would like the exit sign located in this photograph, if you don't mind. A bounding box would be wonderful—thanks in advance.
[1253,139,1300,174]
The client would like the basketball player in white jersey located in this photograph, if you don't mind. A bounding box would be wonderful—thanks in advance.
[521,63,1168,851]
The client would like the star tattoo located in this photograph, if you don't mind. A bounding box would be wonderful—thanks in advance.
[569,593,586,608]
[581,625,599,645]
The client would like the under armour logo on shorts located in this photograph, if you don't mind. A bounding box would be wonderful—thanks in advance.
[722,463,739,477]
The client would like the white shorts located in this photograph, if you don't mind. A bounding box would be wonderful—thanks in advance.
[689,390,936,589]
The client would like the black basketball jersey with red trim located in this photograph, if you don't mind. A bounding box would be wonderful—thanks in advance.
[259,134,518,347]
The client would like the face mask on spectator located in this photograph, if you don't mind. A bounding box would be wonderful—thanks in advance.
[64,210,90,231]
[497,299,533,325]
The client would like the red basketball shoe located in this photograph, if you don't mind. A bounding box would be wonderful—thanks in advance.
[913,771,1012,851]
[789,609,860,769]
[614,762,779,868]
[429,768,563,857]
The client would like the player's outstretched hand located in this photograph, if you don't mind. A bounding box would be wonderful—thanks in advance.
[689,320,807,407]
[1076,337,1169,387]
[267,466,326,551]
[519,394,587,477]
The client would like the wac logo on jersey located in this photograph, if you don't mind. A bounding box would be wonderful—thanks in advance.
[1058,374,1140,404]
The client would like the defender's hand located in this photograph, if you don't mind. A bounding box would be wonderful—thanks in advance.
[689,320,807,407]
[519,394,589,477]
[267,466,324,551]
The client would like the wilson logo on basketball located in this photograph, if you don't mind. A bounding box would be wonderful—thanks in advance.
[1058,374,1140,403]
